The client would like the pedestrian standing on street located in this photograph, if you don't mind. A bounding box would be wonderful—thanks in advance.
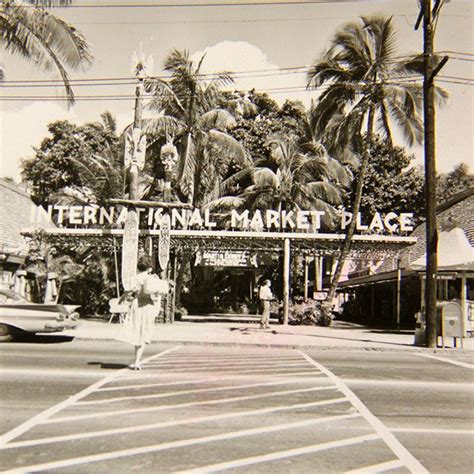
[258,279,273,329]
[117,255,168,370]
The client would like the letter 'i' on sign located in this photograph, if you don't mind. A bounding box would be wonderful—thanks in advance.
[159,214,171,271]
[121,209,139,291]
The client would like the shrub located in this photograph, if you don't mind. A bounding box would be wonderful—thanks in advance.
[283,299,333,326]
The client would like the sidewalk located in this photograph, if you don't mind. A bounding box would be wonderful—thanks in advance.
[65,318,474,352]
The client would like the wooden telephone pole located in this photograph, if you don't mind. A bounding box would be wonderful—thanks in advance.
[416,0,449,347]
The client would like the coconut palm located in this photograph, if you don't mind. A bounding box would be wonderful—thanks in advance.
[307,15,447,305]
[0,1,92,105]
[143,49,252,207]
[208,137,351,230]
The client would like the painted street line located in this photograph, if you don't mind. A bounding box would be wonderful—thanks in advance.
[42,387,344,424]
[298,350,429,474]
[0,368,109,378]
[115,366,322,380]
[390,427,474,435]
[75,379,336,406]
[3,415,371,473]
[344,459,406,474]
[145,360,308,369]
[4,400,355,450]
[129,365,313,375]
[177,434,381,474]
[0,346,181,448]
[99,371,326,392]
[343,378,474,390]
[414,353,474,369]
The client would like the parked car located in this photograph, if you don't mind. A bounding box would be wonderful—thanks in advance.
[0,288,79,342]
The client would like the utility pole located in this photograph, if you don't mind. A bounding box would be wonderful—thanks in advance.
[416,0,449,348]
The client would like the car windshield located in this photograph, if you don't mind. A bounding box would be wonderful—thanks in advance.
[0,289,28,303]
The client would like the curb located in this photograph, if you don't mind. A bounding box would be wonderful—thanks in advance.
[71,336,474,353]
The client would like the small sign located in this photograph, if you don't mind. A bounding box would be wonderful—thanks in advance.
[159,214,171,271]
[194,250,258,268]
[121,210,139,291]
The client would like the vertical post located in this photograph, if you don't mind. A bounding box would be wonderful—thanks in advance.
[282,238,291,325]
[303,256,309,301]
[460,272,466,348]
[129,79,143,201]
[396,257,401,331]
[423,0,438,348]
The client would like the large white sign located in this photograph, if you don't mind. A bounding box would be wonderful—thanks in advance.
[31,205,415,234]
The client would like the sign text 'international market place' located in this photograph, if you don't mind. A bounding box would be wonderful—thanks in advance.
[31,205,415,234]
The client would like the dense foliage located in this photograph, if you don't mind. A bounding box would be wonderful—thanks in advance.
[21,117,121,206]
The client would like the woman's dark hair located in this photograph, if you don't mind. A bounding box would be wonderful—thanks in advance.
[137,255,153,272]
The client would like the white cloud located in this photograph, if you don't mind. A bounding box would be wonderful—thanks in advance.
[192,41,309,105]
[0,102,77,182]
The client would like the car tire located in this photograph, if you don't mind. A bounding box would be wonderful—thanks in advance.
[0,324,15,342]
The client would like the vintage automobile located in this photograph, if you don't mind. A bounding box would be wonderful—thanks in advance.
[0,288,79,342]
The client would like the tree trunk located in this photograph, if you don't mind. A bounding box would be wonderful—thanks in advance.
[325,106,375,308]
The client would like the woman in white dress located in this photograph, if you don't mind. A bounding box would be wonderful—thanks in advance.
[118,256,168,370]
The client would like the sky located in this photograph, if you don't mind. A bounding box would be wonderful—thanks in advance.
[1,0,473,182]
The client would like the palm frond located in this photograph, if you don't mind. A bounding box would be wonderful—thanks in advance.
[199,109,237,131]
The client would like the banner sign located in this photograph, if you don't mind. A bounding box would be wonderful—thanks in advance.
[121,209,139,291]
[158,214,170,271]
[195,250,259,268]
[31,205,415,235]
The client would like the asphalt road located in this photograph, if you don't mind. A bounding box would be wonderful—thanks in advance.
[0,338,473,473]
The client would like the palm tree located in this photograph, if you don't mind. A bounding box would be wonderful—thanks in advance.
[0,1,92,105]
[208,137,351,230]
[144,49,252,207]
[307,15,447,306]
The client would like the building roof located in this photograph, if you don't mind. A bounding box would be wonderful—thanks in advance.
[0,179,54,256]
[342,188,474,284]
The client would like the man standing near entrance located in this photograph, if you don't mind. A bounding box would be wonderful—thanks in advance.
[259,279,273,329]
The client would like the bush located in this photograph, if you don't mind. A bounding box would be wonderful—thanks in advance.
[282,299,333,326]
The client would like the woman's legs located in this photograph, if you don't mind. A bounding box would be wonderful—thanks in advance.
[132,344,145,369]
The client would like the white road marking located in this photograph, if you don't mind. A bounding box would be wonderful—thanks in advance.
[0,368,108,378]
[414,353,474,369]
[99,372,326,392]
[129,365,314,375]
[146,360,306,368]
[3,415,372,473]
[115,366,321,380]
[343,378,474,390]
[4,400,354,449]
[0,346,181,448]
[298,350,429,474]
[145,362,309,371]
[390,427,474,435]
[345,459,405,473]
[76,379,335,405]
[43,387,343,424]
[177,434,381,474]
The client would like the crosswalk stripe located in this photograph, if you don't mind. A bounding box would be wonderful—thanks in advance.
[298,351,429,474]
[344,459,405,473]
[0,346,181,448]
[177,434,381,474]
[4,401,355,449]
[76,379,335,405]
[99,371,325,391]
[3,416,372,473]
[43,388,345,424]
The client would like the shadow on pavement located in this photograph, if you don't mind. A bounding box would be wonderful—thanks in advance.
[12,333,75,344]
[227,325,414,348]
[88,361,129,370]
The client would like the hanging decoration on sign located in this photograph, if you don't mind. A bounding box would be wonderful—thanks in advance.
[158,214,171,271]
[125,128,147,170]
[121,209,139,291]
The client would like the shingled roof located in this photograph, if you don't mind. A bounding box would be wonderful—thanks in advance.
[0,179,54,256]
[383,187,474,272]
